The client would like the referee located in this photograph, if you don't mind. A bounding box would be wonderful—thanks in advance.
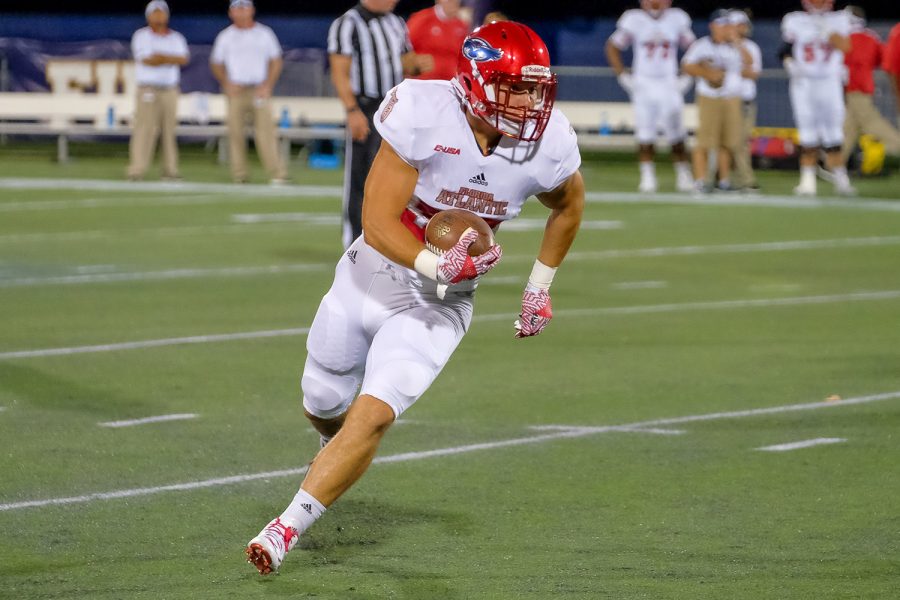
[328,0,434,249]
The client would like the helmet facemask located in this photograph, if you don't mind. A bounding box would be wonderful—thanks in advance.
[470,70,557,142]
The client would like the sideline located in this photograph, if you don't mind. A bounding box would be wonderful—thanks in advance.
[1,390,896,512]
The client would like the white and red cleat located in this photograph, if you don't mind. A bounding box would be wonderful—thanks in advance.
[245,517,298,575]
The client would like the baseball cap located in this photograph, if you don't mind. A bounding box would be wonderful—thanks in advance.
[709,9,732,24]
[145,0,169,18]
[728,10,750,25]
[230,0,254,8]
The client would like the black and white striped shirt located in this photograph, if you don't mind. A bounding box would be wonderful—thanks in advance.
[327,3,413,101]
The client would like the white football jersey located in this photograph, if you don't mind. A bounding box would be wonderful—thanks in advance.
[374,79,581,228]
[610,8,695,79]
[781,10,851,79]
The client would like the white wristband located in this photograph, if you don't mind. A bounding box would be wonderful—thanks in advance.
[414,248,440,281]
[528,259,557,290]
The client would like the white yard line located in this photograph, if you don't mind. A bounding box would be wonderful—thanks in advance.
[611,280,668,290]
[0,264,327,288]
[0,328,311,360]
[584,191,900,212]
[0,178,339,198]
[0,221,335,244]
[2,289,899,361]
[0,390,895,512]
[98,413,198,428]
[756,438,847,452]
[564,235,900,261]
[4,235,900,288]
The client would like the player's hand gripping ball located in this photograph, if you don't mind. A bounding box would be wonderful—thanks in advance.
[425,209,502,284]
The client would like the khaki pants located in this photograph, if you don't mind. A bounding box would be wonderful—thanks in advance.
[128,86,179,179]
[734,101,758,188]
[695,95,742,152]
[842,91,900,162]
[226,88,287,182]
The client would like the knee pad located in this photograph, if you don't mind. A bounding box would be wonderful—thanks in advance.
[301,356,362,419]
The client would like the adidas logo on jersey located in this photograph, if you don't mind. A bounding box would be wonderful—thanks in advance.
[346,250,357,264]
[468,172,488,186]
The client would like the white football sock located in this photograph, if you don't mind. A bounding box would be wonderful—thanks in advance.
[674,161,691,179]
[800,166,816,188]
[639,161,656,181]
[279,488,326,534]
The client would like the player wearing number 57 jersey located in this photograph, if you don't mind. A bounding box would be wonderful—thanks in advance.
[244,21,585,576]
[781,0,854,196]
[606,0,696,193]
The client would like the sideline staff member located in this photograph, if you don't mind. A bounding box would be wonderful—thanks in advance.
[328,0,434,248]
[210,0,288,184]
[128,0,189,181]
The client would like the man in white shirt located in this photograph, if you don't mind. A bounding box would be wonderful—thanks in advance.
[606,0,696,193]
[731,9,762,192]
[781,0,853,195]
[127,1,189,181]
[682,9,750,192]
[244,21,584,576]
[210,0,288,184]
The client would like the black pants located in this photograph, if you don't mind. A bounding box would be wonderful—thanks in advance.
[342,97,383,249]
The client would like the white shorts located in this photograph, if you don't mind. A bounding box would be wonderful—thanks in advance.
[301,236,474,420]
[631,76,686,145]
[789,76,845,148]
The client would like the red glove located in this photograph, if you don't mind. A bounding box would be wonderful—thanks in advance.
[436,229,503,284]
[514,284,553,338]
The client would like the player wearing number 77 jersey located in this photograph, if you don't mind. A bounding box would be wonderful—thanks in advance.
[606,0,696,194]
[244,20,585,575]
[781,0,854,196]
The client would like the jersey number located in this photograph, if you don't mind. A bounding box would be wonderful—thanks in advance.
[643,41,671,59]
[802,42,833,63]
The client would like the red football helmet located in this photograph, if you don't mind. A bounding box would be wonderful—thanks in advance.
[640,0,672,17]
[454,21,557,142]
[802,0,833,14]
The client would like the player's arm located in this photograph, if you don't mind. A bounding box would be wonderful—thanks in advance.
[828,32,851,53]
[513,170,585,339]
[605,39,626,76]
[361,141,423,268]
[534,170,585,268]
[362,141,501,285]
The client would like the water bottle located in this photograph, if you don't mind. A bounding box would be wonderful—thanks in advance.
[106,104,115,129]
[599,111,611,136]
[278,107,290,129]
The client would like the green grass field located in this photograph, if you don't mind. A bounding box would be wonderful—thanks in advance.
[1,142,899,599]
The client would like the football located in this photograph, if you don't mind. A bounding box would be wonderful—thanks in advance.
[425,209,495,256]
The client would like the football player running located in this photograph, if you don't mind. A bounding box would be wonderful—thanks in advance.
[781,0,854,195]
[245,21,585,575]
[606,0,696,193]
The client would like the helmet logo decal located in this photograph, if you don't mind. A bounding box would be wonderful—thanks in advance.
[462,38,504,62]
[521,65,551,79]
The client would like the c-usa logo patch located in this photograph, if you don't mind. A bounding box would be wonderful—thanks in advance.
[462,38,503,62]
